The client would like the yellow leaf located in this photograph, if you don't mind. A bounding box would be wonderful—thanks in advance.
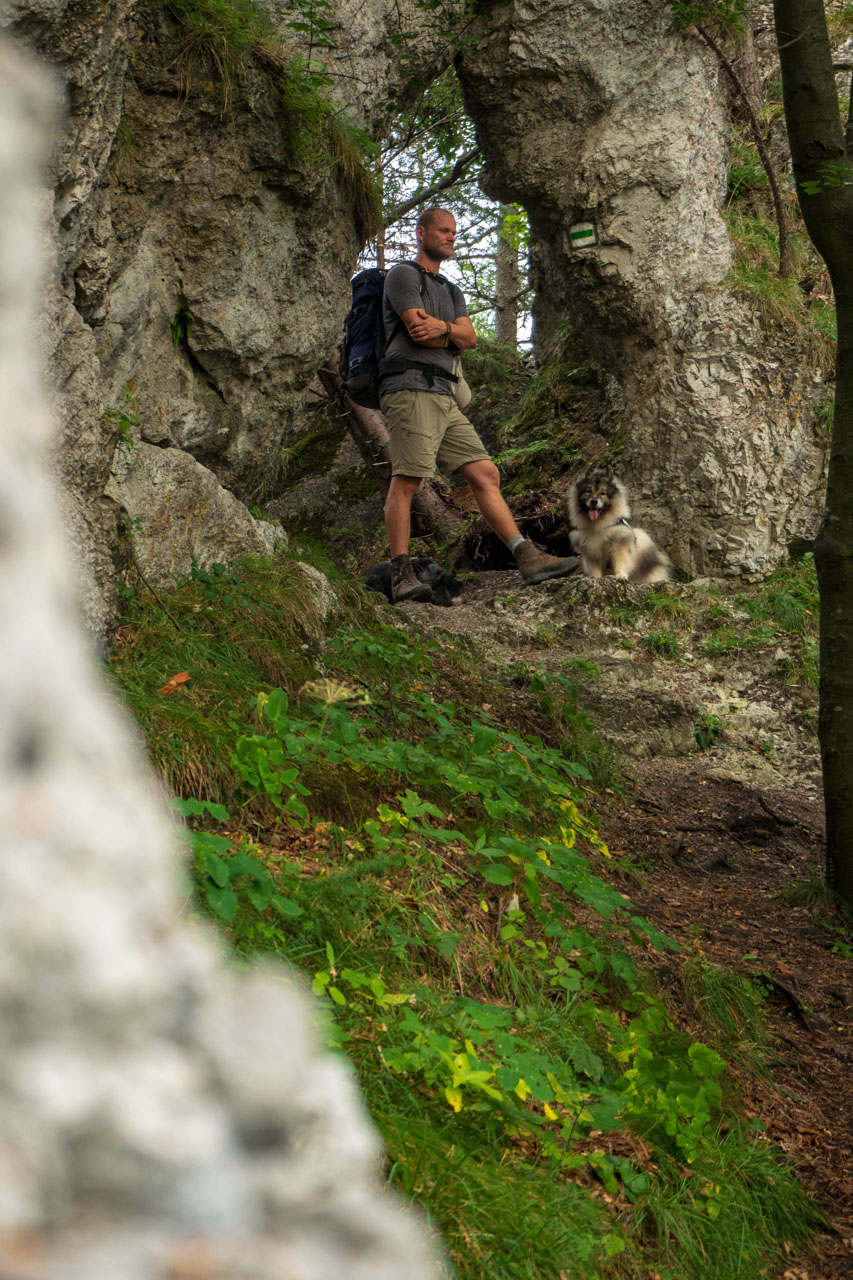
[445,1087,462,1113]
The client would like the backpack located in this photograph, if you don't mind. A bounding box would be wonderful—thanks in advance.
[341,262,456,409]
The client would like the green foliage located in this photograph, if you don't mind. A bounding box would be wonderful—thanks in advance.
[493,330,599,491]
[107,552,342,799]
[170,304,195,347]
[694,711,724,750]
[152,0,273,94]
[111,552,822,1278]
[643,586,690,624]
[175,795,303,925]
[644,630,682,660]
[681,957,769,1058]
[697,555,819,695]
[722,133,836,376]
[105,381,140,459]
[671,0,748,29]
[366,70,530,338]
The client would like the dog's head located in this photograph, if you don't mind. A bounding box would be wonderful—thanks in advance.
[571,465,629,526]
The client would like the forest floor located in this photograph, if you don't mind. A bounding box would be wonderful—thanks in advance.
[601,763,852,1280]
[397,565,853,1280]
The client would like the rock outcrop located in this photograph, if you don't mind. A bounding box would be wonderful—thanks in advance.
[3,0,457,634]
[457,0,826,577]
[0,26,443,1278]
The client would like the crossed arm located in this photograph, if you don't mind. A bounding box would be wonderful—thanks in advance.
[401,307,478,351]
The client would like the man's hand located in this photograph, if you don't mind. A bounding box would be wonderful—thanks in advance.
[401,308,478,350]
[406,308,448,343]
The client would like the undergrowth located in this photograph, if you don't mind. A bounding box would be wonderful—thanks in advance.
[493,330,604,494]
[108,550,823,1278]
[722,106,836,382]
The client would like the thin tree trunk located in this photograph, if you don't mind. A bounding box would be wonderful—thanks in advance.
[494,206,519,346]
[735,8,762,119]
[376,158,386,269]
[774,0,853,908]
[318,355,464,545]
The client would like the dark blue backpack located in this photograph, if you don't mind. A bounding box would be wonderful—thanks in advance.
[341,262,433,409]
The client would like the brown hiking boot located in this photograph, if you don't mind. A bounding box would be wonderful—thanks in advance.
[390,554,433,603]
[513,540,580,585]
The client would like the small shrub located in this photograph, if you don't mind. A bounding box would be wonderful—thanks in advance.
[645,629,681,659]
[694,711,724,750]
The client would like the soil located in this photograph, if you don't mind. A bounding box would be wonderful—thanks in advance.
[391,567,853,1280]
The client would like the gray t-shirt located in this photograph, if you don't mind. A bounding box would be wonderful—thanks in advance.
[380,263,468,397]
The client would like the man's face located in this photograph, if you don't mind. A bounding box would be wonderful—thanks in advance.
[420,214,457,260]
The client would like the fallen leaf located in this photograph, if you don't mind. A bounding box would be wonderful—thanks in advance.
[158,671,190,696]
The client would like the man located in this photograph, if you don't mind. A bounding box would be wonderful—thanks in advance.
[379,207,578,603]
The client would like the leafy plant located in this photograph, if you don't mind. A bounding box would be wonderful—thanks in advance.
[694,711,724,750]
[110,552,823,1279]
[644,630,681,660]
[171,303,196,347]
[105,381,140,459]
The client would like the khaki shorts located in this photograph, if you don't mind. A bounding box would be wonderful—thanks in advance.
[380,390,490,479]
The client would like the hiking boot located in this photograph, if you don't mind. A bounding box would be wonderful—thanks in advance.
[390,554,433,603]
[513,540,580,586]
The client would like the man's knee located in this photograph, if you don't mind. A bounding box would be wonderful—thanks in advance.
[389,474,424,496]
[461,459,501,492]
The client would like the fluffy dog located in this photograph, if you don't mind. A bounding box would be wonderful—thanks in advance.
[365,557,464,607]
[568,466,670,583]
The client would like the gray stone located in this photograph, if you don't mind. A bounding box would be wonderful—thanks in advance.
[457,0,825,577]
[106,442,285,590]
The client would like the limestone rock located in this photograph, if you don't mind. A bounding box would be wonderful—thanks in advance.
[457,0,825,577]
[106,442,285,589]
[6,0,830,615]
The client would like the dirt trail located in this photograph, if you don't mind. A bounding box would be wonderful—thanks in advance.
[393,569,853,1279]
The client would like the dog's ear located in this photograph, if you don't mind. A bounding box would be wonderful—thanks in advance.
[603,464,615,481]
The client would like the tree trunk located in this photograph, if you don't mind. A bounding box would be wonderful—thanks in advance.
[774,0,853,908]
[735,8,762,119]
[318,355,465,546]
[494,205,519,346]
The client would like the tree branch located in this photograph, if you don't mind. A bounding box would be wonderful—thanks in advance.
[387,148,481,224]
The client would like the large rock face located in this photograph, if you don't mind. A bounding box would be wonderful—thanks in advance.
[4,0,450,633]
[0,27,443,1278]
[457,0,825,576]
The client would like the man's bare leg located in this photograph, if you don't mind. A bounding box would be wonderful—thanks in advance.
[457,458,578,584]
[384,474,423,557]
[383,474,433,601]
[456,459,521,542]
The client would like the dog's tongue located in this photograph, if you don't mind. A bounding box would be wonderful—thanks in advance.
[588,508,600,522]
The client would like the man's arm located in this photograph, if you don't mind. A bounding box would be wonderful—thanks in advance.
[401,308,477,350]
